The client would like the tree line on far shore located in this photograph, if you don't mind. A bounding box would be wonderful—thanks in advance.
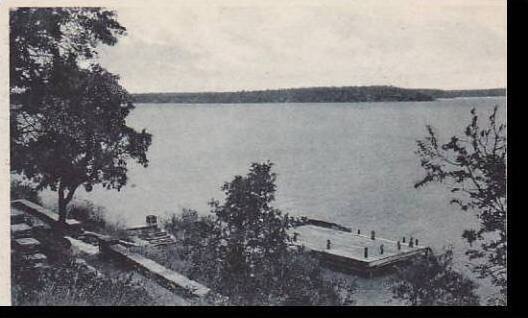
[131,87,505,104]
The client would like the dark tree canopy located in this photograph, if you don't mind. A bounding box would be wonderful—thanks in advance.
[10,8,126,104]
[392,249,480,306]
[10,7,151,222]
[207,162,292,302]
[194,162,354,305]
[415,106,506,303]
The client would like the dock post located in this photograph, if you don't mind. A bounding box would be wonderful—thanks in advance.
[371,231,375,240]
[146,215,158,227]
[326,239,331,250]
[397,241,401,250]
[380,244,384,255]
[357,229,360,235]
[364,247,368,258]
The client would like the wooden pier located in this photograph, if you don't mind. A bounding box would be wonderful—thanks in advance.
[289,224,428,276]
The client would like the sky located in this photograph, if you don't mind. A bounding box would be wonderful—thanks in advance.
[96,0,507,93]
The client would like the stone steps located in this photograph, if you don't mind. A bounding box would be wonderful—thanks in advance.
[26,253,47,265]
[11,209,26,225]
[150,239,178,246]
[11,207,49,270]
[13,237,41,254]
[11,223,33,239]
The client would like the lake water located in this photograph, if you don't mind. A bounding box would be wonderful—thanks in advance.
[41,97,505,257]
[38,97,506,302]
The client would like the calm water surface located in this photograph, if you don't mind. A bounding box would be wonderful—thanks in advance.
[41,97,505,257]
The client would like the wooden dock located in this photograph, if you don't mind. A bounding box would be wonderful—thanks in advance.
[289,225,428,276]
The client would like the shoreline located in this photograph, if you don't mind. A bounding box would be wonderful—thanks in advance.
[133,95,506,105]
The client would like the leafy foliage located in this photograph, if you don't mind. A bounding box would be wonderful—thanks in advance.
[10,8,125,97]
[391,249,480,306]
[10,179,42,205]
[10,8,152,222]
[154,162,355,305]
[12,260,154,306]
[415,106,506,303]
[68,200,130,239]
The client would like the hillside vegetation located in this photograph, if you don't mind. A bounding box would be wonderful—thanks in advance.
[132,86,505,104]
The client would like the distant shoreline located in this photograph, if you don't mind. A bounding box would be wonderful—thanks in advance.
[132,86,506,104]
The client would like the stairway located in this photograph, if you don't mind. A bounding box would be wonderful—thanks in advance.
[11,207,48,269]
[138,229,177,247]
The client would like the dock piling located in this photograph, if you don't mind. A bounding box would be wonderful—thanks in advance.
[364,247,368,258]
[371,231,375,240]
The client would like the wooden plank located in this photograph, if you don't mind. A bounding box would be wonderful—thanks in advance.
[290,224,428,273]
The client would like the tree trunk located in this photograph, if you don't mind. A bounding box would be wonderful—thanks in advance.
[58,181,77,223]
[58,183,67,223]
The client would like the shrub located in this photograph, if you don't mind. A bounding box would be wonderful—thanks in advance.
[11,179,42,205]
[69,200,130,240]
[12,259,155,306]
[156,162,356,305]
[391,248,480,306]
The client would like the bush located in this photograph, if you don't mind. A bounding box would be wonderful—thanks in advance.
[69,200,107,230]
[12,259,155,306]
[68,200,130,240]
[11,179,42,205]
[155,162,356,305]
[391,249,480,306]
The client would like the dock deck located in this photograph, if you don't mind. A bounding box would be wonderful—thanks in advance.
[289,225,428,274]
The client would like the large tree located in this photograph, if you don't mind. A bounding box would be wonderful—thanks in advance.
[10,8,152,222]
[415,106,506,303]
[199,162,354,305]
[207,162,292,303]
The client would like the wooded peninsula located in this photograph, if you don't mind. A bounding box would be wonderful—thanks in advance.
[132,86,505,104]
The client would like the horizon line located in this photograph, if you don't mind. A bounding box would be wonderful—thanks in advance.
[130,85,507,95]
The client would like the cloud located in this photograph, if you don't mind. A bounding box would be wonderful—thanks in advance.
[96,0,506,93]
